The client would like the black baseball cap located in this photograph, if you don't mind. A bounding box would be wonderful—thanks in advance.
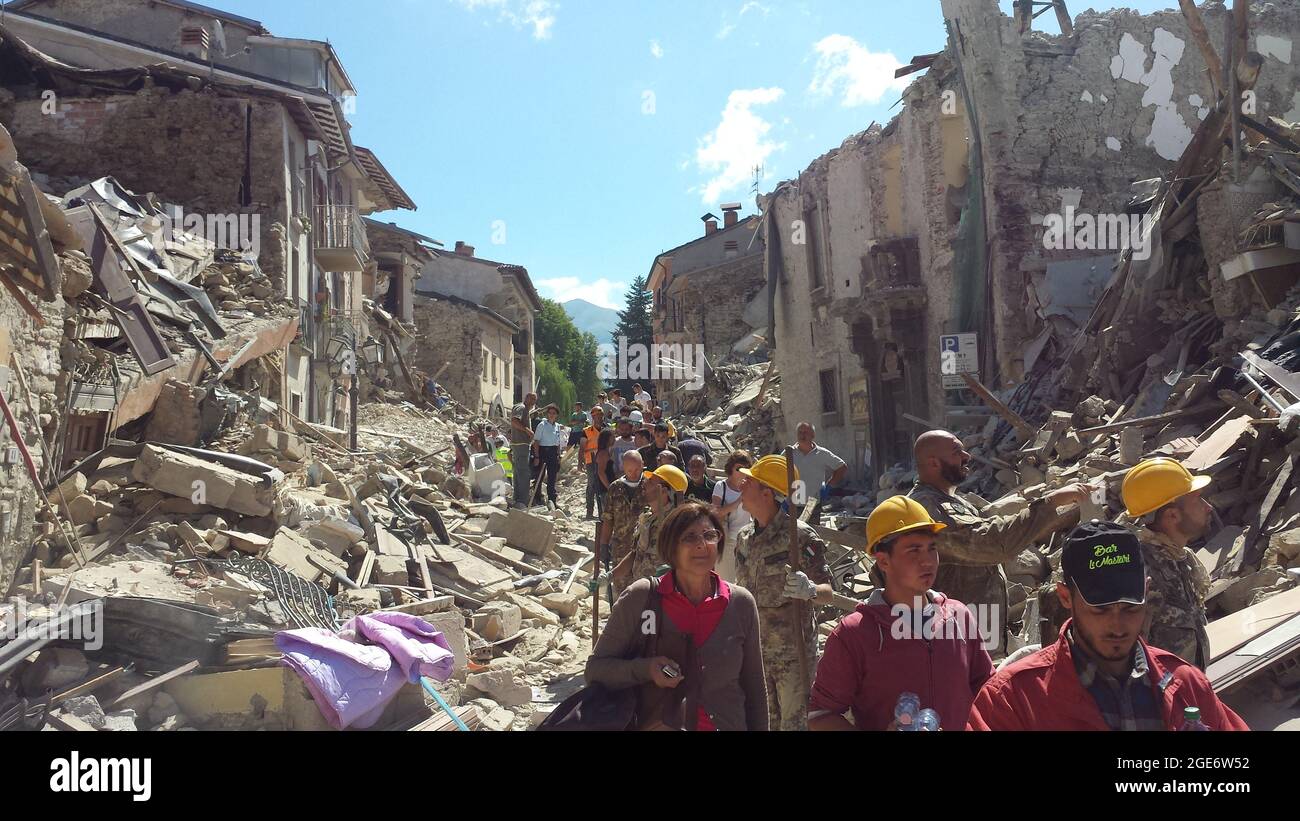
[1061,521,1147,607]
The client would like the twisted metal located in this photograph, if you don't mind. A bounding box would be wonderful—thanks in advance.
[202,553,340,631]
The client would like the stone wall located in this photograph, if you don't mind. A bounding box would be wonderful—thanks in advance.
[410,297,485,414]
[0,89,293,288]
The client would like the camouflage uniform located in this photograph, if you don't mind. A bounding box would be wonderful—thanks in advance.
[601,477,645,567]
[908,481,1075,657]
[628,503,676,583]
[1136,527,1211,668]
[734,508,831,731]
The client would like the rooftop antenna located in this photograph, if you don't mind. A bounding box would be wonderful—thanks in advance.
[750,163,765,194]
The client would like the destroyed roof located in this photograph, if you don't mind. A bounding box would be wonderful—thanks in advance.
[426,249,544,313]
[647,214,762,285]
[1,0,268,33]
[354,147,417,213]
[0,18,355,161]
[414,288,522,333]
[362,218,442,249]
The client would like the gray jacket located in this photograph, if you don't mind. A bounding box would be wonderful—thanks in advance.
[585,577,769,731]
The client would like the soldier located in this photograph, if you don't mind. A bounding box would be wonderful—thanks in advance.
[908,430,1091,656]
[1120,458,1213,668]
[734,454,834,731]
[613,465,687,588]
[599,449,647,594]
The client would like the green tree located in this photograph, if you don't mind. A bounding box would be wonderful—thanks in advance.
[610,275,653,398]
[535,354,576,413]
[534,298,600,406]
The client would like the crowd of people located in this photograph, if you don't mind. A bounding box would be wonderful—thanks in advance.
[518,384,1243,732]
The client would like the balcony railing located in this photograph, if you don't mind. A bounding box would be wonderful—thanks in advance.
[313,205,368,272]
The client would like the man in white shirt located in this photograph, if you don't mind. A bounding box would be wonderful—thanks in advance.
[532,404,566,510]
[632,383,653,408]
[790,421,847,526]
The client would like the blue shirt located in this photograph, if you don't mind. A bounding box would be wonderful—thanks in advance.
[533,419,565,447]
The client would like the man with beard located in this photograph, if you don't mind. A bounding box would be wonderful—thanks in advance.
[1121,458,1215,669]
[967,522,1246,731]
[908,430,1091,656]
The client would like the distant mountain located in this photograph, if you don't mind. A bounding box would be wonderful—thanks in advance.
[562,299,620,344]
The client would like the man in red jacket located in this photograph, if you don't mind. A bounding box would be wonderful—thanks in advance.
[809,496,995,731]
[968,521,1247,731]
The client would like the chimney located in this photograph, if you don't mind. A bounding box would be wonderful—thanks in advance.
[701,213,719,236]
[454,241,475,257]
[179,26,211,61]
[721,202,741,228]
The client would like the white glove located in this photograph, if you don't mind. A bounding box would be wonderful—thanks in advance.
[782,569,818,601]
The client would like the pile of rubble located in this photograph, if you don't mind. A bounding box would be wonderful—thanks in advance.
[1,398,604,731]
[676,362,784,459]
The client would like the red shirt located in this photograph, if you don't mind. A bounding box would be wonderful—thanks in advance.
[658,571,730,731]
[967,619,1249,731]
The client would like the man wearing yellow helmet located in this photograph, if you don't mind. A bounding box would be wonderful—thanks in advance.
[810,497,994,731]
[613,464,688,588]
[734,454,834,730]
[1121,458,1214,668]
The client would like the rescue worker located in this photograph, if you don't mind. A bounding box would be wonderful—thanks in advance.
[599,449,647,594]
[613,464,687,587]
[734,454,834,731]
[908,430,1091,656]
[582,406,607,520]
[1121,458,1214,669]
[968,521,1247,731]
[810,497,994,731]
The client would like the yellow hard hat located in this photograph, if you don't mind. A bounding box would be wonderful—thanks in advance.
[866,496,946,552]
[1121,457,1211,518]
[643,464,688,493]
[738,454,799,496]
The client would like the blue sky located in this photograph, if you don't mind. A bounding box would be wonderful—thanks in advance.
[214,0,1176,310]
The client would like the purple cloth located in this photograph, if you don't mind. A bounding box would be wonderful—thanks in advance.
[275,612,456,730]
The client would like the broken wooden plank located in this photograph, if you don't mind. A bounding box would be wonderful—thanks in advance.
[961,374,1036,440]
[1079,402,1223,436]
[1239,351,1300,403]
[1182,415,1252,472]
[107,660,200,709]
[45,710,98,731]
[49,666,128,707]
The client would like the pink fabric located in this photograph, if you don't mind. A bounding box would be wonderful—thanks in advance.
[276,612,455,729]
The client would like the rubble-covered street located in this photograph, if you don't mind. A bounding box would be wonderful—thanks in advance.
[1,0,1300,763]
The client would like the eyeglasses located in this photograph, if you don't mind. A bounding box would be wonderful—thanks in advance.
[680,530,722,547]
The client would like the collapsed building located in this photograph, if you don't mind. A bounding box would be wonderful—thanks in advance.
[647,203,768,414]
[760,0,1300,484]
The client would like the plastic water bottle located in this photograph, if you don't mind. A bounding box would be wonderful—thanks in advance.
[894,692,920,731]
[916,708,941,732]
[1178,706,1209,731]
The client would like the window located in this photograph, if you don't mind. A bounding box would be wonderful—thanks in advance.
[805,204,826,290]
[291,393,303,419]
[491,354,499,385]
[482,348,489,380]
[819,368,839,414]
[506,360,512,390]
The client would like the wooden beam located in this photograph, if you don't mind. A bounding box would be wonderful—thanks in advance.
[1177,0,1223,99]
[1078,402,1223,435]
[961,374,1036,440]
[107,660,200,709]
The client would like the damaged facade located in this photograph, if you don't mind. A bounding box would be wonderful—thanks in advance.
[411,242,542,417]
[647,204,767,414]
[762,0,1300,483]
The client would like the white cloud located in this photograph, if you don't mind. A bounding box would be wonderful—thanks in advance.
[451,0,557,40]
[536,277,626,310]
[717,22,736,39]
[650,39,664,58]
[695,87,785,204]
[808,34,907,107]
[740,1,772,16]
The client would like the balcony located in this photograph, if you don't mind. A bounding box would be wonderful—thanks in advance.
[313,205,368,273]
